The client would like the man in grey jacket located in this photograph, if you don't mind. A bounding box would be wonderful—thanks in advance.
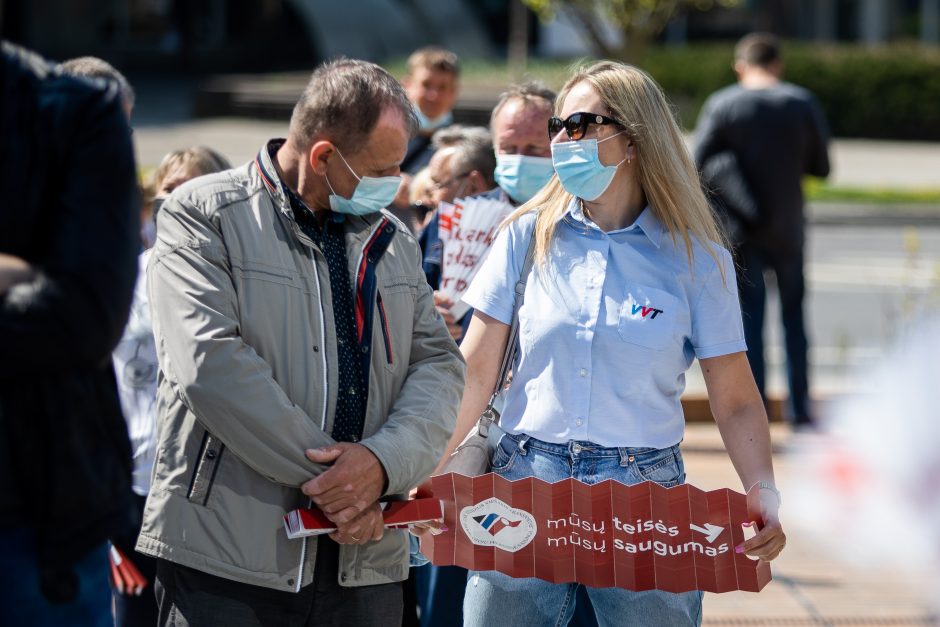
[138,58,465,626]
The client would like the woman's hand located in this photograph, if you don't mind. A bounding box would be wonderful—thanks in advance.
[409,518,447,538]
[407,484,446,538]
[738,487,786,562]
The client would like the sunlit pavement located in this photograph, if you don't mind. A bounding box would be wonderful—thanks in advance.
[683,423,936,626]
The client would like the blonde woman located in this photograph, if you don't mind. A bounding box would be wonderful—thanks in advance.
[149,147,231,213]
[447,62,786,626]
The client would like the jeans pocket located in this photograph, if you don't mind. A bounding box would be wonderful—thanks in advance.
[635,447,683,487]
[490,433,519,473]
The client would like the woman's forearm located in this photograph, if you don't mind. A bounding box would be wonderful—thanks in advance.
[701,352,777,491]
[434,365,498,473]
[432,312,508,474]
[714,398,776,491]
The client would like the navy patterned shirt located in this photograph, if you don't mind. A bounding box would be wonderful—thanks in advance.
[288,192,368,443]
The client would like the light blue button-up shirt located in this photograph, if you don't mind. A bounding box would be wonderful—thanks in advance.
[463,201,746,449]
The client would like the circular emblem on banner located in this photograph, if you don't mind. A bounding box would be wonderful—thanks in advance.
[459,497,537,552]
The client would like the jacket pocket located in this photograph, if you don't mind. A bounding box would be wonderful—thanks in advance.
[187,430,225,506]
[231,258,300,290]
[377,291,394,366]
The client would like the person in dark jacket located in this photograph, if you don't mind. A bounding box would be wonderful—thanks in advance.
[0,41,140,626]
[694,32,830,429]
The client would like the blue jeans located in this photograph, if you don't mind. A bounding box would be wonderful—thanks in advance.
[462,434,703,627]
[0,528,111,627]
[737,243,812,424]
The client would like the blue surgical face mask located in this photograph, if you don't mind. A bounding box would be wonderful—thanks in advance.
[326,148,402,216]
[494,154,555,204]
[550,132,626,201]
[414,106,453,133]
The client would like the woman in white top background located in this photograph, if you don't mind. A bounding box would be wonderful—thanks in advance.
[447,61,786,627]
[110,146,231,627]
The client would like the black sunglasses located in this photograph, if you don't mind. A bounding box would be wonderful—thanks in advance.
[548,112,622,140]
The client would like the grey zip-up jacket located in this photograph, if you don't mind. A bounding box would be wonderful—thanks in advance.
[136,140,465,592]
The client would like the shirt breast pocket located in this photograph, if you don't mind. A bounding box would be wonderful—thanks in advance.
[617,284,679,351]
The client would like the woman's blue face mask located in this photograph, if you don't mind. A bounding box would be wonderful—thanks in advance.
[550,131,626,201]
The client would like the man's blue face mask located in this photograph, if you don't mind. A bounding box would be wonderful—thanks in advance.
[326,148,402,216]
[493,154,555,204]
[414,106,453,133]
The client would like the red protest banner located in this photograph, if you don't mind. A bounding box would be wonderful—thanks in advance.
[421,474,771,593]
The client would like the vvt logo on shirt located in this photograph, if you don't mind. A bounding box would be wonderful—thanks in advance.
[631,302,664,319]
[460,497,537,552]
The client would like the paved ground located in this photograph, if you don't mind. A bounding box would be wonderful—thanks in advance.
[829,140,940,190]
[683,423,937,626]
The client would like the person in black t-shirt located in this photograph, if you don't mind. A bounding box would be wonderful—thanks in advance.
[694,32,831,430]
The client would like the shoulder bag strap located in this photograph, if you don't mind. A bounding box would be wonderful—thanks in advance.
[487,229,538,412]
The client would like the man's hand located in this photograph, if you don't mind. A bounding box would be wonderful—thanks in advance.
[329,502,385,545]
[301,443,387,524]
[0,254,34,295]
[432,291,463,341]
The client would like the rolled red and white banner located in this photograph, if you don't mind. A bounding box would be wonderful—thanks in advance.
[421,474,771,593]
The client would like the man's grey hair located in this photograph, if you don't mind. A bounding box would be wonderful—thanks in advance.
[489,80,556,129]
[432,125,496,188]
[60,56,135,111]
[289,58,418,153]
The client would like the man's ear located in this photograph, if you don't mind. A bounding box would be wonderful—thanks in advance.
[467,170,490,195]
[308,140,335,176]
[733,60,747,80]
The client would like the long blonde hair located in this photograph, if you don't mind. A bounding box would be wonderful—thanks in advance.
[505,61,724,269]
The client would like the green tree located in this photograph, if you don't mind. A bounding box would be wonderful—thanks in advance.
[523,0,740,62]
